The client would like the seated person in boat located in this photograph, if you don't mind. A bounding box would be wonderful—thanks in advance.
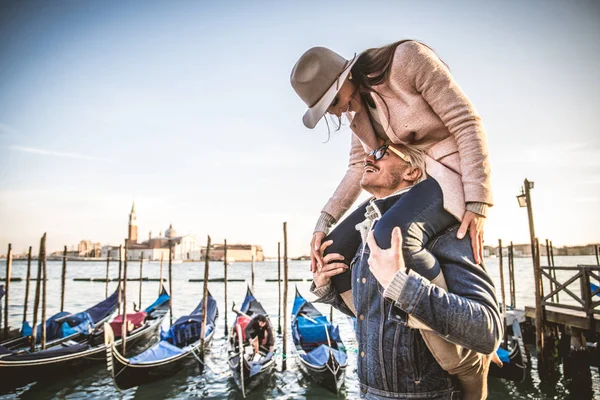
[244,314,274,355]
[311,142,502,399]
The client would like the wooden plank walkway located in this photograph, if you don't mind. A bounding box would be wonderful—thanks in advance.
[525,305,600,333]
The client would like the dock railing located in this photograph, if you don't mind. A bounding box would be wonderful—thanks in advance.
[540,264,600,329]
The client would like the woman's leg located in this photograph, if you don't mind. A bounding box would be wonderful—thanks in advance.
[372,178,458,283]
[325,201,369,294]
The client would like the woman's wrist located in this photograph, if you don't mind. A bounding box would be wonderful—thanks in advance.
[465,202,488,217]
[314,212,336,234]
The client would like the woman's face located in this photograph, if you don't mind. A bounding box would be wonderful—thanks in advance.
[326,79,358,118]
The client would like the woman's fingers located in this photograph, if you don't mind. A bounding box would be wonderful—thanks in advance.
[320,262,348,278]
[322,252,344,264]
[457,213,472,240]
[470,226,480,264]
[310,232,326,272]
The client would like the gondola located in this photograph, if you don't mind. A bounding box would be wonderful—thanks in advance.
[291,287,347,393]
[0,287,170,393]
[0,289,120,351]
[228,286,276,398]
[105,290,218,390]
[490,319,527,382]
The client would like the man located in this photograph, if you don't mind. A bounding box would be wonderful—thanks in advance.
[244,314,274,357]
[311,143,502,399]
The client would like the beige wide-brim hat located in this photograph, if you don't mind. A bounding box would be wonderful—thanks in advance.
[290,47,358,129]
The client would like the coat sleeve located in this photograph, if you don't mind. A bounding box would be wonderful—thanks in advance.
[321,133,366,221]
[392,41,493,205]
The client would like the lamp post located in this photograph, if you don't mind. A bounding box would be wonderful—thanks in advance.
[517,179,545,370]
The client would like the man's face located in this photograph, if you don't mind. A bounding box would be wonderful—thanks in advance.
[360,145,412,198]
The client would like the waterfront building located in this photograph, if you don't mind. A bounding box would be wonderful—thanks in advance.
[204,243,264,262]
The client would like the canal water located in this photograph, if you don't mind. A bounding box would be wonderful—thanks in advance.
[1,256,599,399]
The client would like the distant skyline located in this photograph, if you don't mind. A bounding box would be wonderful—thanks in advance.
[1,0,599,257]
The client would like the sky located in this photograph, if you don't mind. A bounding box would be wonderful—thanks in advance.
[0,0,599,258]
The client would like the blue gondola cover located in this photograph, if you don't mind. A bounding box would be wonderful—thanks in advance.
[293,316,341,344]
[21,311,94,342]
[144,292,170,314]
[302,344,347,366]
[129,340,184,364]
[496,347,511,363]
[85,290,120,323]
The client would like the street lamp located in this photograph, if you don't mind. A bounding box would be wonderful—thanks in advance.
[517,178,545,369]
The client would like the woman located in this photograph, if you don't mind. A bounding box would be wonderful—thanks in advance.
[290,40,492,273]
[290,40,494,399]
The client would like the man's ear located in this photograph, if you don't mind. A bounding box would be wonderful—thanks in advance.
[402,167,422,183]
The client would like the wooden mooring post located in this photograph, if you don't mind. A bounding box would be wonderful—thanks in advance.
[224,239,228,336]
[22,246,32,326]
[31,234,45,351]
[60,246,67,312]
[277,241,281,334]
[282,222,289,371]
[138,252,144,311]
[509,241,516,308]
[3,244,12,339]
[41,235,48,350]
[105,252,110,298]
[168,241,173,327]
[200,236,211,359]
[121,240,128,354]
[498,239,507,346]
[595,245,600,266]
[550,240,558,302]
[251,254,255,289]
[117,245,123,313]
[159,252,164,295]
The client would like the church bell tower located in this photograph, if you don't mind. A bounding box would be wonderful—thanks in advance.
[128,202,138,243]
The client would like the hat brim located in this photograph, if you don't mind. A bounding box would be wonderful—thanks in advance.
[302,55,358,129]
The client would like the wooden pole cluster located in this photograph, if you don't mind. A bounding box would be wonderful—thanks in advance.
[498,239,507,347]
[224,239,228,336]
[41,235,48,350]
[31,234,45,351]
[508,242,516,308]
[105,251,110,298]
[60,246,67,312]
[168,241,173,327]
[121,240,129,354]
[200,236,211,359]
[22,247,32,326]
[277,241,281,334]
[282,222,289,371]
[3,244,12,339]
[138,252,144,311]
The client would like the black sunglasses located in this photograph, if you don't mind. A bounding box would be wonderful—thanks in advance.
[367,144,410,163]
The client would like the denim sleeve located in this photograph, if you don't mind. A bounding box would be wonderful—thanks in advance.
[389,227,502,354]
[309,281,356,318]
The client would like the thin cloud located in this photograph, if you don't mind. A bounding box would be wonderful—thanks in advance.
[9,145,115,163]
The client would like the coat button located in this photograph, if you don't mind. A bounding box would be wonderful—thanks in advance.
[362,277,367,284]
[360,351,365,358]
[359,314,365,321]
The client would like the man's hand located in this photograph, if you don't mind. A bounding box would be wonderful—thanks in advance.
[310,231,326,272]
[313,239,347,288]
[366,227,405,289]
[457,211,486,265]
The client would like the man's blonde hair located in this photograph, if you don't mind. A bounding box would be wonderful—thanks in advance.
[391,143,427,183]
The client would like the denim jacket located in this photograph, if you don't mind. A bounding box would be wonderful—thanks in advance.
[311,199,502,399]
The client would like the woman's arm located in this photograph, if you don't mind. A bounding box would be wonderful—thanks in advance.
[311,133,365,271]
[392,41,493,207]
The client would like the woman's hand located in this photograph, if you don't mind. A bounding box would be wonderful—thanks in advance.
[457,210,486,265]
[366,227,405,290]
[310,231,326,272]
[313,240,347,288]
